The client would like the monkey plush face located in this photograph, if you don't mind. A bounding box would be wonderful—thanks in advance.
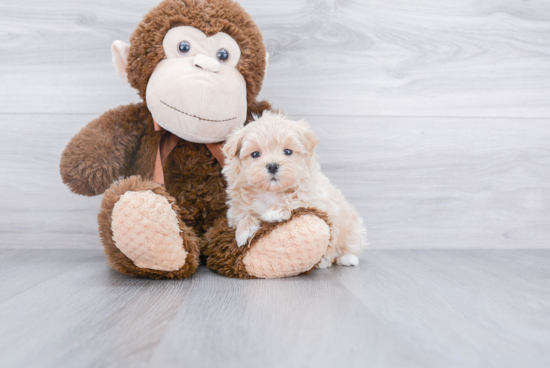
[145,26,247,143]
[110,0,268,144]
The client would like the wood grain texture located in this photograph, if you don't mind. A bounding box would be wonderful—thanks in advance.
[334,249,550,368]
[0,114,103,249]
[0,0,549,116]
[0,249,549,368]
[0,249,98,302]
[2,114,549,249]
[2,3,548,366]
[310,115,550,249]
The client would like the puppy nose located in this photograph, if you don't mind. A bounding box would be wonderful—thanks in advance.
[194,54,220,73]
[267,163,279,174]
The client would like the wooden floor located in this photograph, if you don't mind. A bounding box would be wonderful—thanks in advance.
[1,0,550,367]
[0,249,548,368]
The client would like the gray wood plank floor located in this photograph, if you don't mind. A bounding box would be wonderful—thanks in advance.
[0,249,548,368]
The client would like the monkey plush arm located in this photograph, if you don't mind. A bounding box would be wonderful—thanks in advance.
[60,102,150,196]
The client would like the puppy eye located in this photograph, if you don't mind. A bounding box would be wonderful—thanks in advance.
[178,41,191,54]
[284,149,293,156]
[251,151,261,158]
[217,48,229,62]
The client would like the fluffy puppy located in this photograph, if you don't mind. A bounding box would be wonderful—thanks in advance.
[222,111,366,267]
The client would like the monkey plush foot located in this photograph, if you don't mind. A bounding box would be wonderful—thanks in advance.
[204,208,330,279]
[98,176,200,279]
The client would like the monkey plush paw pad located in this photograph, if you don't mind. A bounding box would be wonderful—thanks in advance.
[111,190,187,271]
[243,214,330,278]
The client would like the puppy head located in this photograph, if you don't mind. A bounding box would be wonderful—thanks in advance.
[223,111,319,192]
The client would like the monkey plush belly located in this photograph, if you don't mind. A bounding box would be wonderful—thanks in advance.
[127,126,227,235]
[164,141,228,235]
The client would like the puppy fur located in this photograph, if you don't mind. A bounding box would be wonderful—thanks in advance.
[222,112,367,267]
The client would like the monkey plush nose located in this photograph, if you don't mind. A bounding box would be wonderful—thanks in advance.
[194,54,220,73]
[267,163,279,174]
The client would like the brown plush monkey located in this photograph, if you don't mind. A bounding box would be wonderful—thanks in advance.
[60,0,331,279]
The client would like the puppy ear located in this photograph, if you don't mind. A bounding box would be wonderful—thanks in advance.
[295,119,319,155]
[223,128,245,160]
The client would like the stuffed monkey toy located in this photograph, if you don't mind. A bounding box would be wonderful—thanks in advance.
[60,0,331,279]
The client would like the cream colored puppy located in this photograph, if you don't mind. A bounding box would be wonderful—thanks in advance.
[222,111,366,268]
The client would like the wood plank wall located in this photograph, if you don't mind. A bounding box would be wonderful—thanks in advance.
[1,0,549,249]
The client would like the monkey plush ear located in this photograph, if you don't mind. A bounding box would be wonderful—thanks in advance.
[111,40,130,81]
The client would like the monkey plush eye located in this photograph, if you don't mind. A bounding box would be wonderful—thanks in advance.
[178,41,191,54]
[217,48,229,62]
[251,151,261,158]
[284,149,293,156]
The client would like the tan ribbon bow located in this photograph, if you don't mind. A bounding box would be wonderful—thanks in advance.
[152,120,225,184]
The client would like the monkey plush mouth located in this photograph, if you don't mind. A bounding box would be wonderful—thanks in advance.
[161,101,237,123]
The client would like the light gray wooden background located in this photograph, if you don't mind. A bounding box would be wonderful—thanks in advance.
[2,0,550,250]
[1,1,550,367]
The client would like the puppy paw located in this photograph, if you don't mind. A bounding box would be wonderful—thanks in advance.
[336,254,360,266]
[261,208,291,223]
[316,255,333,269]
[235,221,260,247]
